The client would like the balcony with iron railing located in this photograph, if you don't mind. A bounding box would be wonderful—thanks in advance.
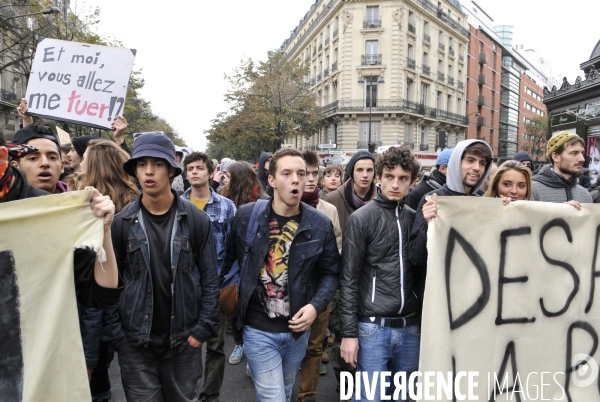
[325,37,330,47]
[449,47,455,57]
[324,68,330,78]
[458,80,464,90]
[447,76,454,86]
[478,74,488,86]
[363,18,382,29]
[422,65,430,76]
[407,57,416,70]
[0,89,17,103]
[317,73,322,82]
[318,42,323,52]
[333,26,339,39]
[319,99,469,125]
[357,140,383,149]
[438,72,445,82]
[362,54,382,65]
[408,23,416,34]
[331,61,338,72]
[477,116,486,126]
[439,43,445,52]
[479,52,488,64]
[405,0,469,37]
[310,77,316,86]
[478,95,487,106]
[420,143,430,151]
[282,0,337,57]
[459,54,464,62]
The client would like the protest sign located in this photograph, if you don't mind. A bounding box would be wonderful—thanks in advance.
[421,197,600,401]
[25,38,136,130]
[0,191,105,401]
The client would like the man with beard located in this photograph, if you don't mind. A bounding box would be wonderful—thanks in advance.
[531,132,592,205]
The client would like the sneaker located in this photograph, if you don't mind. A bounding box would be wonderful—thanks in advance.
[229,344,244,365]
[246,363,252,378]
[321,349,329,363]
[319,363,327,375]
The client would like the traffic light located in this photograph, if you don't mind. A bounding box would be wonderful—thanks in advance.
[368,143,376,154]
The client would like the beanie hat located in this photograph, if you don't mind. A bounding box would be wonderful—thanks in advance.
[220,159,236,172]
[71,135,97,158]
[122,133,182,177]
[546,132,580,158]
[513,151,534,167]
[345,150,376,181]
[435,148,453,166]
[13,124,60,148]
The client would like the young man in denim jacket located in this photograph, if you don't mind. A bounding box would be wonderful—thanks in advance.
[104,133,220,401]
[221,148,340,402]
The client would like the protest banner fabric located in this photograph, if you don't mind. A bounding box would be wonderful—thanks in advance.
[25,38,136,130]
[421,197,600,401]
[0,191,105,401]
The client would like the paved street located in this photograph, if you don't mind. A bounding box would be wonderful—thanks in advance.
[108,331,340,402]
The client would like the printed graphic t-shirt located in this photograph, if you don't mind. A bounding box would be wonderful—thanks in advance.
[245,210,300,333]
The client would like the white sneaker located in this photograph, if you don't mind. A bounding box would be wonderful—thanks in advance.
[229,344,244,365]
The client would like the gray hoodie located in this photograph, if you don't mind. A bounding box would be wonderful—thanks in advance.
[446,139,493,195]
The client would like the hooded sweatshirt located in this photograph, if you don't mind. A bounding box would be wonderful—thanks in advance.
[257,152,273,196]
[408,139,493,267]
[531,164,592,203]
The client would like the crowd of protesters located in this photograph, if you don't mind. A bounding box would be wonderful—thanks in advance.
[1,95,597,402]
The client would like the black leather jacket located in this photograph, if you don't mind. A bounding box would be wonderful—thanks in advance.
[222,200,340,339]
[338,191,420,338]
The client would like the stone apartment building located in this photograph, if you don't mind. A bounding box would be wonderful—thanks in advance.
[279,0,470,167]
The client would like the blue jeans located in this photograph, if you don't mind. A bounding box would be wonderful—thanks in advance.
[244,326,311,402]
[354,323,420,402]
[118,343,203,402]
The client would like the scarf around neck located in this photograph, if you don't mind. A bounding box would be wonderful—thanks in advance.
[344,179,374,210]
[301,187,320,208]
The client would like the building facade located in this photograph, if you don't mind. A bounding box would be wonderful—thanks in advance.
[465,24,501,157]
[279,0,470,167]
[544,39,600,184]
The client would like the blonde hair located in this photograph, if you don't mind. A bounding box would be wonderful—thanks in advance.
[483,160,532,200]
[68,140,139,212]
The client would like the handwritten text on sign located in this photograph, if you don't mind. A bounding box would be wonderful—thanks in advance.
[421,198,600,401]
[25,38,136,129]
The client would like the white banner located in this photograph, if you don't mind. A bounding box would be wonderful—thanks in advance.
[25,38,136,130]
[421,197,600,401]
[0,191,105,401]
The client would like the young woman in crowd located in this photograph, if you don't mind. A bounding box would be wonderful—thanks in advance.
[319,165,343,199]
[67,139,139,402]
[219,161,268,370]
[68,139,139,211]
[483,160,532,202]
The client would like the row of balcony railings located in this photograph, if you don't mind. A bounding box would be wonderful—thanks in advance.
[423,65,431,76]
[362,54,382,65]
[357,141,383,149]
[284,0,337,57]
[0,89,18,103]
[363,18,382,29]
[407,57,416,70]
[319,99,469,125]
[408,0,469,37]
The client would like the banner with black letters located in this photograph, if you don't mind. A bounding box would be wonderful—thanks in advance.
[0,191,105,401]
[421,197,600,401]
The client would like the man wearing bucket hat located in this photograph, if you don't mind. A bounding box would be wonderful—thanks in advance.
[104,133,220,401]
[531,131,592,205]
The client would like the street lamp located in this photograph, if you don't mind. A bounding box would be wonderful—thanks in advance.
[0,5,60,23]
[358,73,384,153]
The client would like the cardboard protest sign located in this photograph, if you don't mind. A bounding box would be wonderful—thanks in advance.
[421,197,600,401]
[0,191,105,401]
[25,38,136,130]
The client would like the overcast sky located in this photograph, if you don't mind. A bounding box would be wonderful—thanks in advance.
[79,0,597,152]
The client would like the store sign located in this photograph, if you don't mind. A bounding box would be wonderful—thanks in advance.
[551,111,577,127]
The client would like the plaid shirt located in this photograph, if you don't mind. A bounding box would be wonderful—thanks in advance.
[182,187,237,273]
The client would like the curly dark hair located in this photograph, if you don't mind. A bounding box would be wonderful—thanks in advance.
[376,146,420,181]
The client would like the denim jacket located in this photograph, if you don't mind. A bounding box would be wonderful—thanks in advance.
[103,192,220,352]
[221,200,340,339]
